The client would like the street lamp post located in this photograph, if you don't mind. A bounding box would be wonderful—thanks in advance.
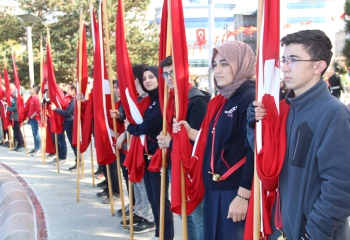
[16,13,41,88]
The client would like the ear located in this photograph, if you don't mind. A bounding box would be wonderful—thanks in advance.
[135,78,139,84]
[313,60,327,75]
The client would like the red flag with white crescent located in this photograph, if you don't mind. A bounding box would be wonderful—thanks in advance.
[91,0,116,165]
[46,41,67,134]
[116,0,148,182]
[11,54,24,123]
[244,0,285,239]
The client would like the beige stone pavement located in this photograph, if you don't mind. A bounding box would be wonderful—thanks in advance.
[0,125,182,240]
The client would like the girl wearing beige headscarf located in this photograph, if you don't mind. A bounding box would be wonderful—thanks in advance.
[173,41,256,239]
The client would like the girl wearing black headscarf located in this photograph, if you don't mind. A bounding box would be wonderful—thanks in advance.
[125,66,174,239]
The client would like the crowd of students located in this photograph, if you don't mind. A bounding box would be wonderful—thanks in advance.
[1,29,350,240]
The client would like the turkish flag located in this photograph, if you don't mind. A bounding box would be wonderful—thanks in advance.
[46,41,67,134]
[157,0,205,215]
[72,22,89,147]
[2,67,11,130]
[41,60,48,94]
[244,0,286,239]
[90,2,116,165]
[116,0,149,182]
[11,54,24,123]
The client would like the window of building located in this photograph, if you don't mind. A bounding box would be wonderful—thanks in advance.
[287,17,325,24]
[287,2,325,9]
[188,59,208,67]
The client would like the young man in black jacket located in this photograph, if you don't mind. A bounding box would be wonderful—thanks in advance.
[157,56,211,240]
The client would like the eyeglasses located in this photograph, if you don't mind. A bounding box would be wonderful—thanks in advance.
[280,57,321,68]
[162,70,174,79]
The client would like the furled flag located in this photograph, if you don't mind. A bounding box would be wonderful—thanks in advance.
[46,37,67,134]
[244,0,286,239]
[1,67,11,131]
[11,54,24,123]
[80,5,98,153]
[157,0,205,215]
[90,0,116,165]
[72,22,89,147]
[116,0,149,183]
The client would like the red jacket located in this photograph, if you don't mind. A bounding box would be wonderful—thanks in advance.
[25,95,41,122]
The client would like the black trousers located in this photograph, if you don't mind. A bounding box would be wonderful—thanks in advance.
[102,160,120,194]
[13,121,24,147]
[144,156,174,239]
[120,152,135,205]
[63,121,77,160]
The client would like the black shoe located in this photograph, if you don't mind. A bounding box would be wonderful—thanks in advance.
[12,146,19,151]
[117,204,131,217]
[102,192,120,204]
[3,142,9,147]
[97,180,107,188]
[120,214,143,227]
[96,190,108,198]
[132,218,156,234]
[46,154,54,158]
[94,169,102,175]
[29,149,36,154]
[16,147,25,152]
[68,165,77,171]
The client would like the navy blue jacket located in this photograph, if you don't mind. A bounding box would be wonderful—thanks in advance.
[55,98,74,122]
[203,80,255,190]
[127,95,163,155]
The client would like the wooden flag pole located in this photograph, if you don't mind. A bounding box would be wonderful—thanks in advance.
[102,0,126,218]
[168,1,188,238]
[159,1,172,239]
[126,133,133,239]
[76,8,84,202]
[46,28,60,173]
[22,125,28,154]
[8,126,13,150]
[3,56,13,151]
[40,38,46,164]
[128,180,134,238]
[90,138,95,187]
[254,0,264,239]
[55,133,60,173]
[172,58,188,240]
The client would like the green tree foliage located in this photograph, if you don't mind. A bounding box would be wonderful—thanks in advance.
[0,0,159,87]
[343,0,350,67]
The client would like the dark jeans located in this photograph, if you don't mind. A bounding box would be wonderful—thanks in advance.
[29,119,41,151]
[102,161,120,194]
[63,121,77,160]
[52,130,67,160]
[144,156,174,239]
[13,121,24,148]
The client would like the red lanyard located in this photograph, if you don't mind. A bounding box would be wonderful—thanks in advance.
[209,100,246,181]
[210,101,226,173]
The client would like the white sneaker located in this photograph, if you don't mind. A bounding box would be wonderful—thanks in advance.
[52,159,66,166]
[150,236,159,240]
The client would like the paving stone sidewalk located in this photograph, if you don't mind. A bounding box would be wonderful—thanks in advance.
[0,125,182,240]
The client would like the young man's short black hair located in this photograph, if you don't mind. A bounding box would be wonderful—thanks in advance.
[160,56,172,68]
[132,64,148,82]
[32,85,40,94]
[67,83,76,92]
[280,30,333,76]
